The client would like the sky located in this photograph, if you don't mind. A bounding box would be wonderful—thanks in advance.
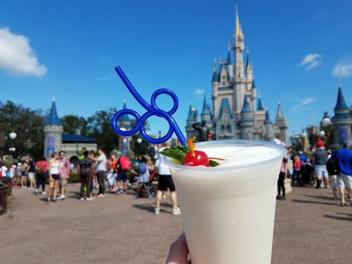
[1,0,352,139]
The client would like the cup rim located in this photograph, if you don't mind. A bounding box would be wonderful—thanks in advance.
[165,139,287,171]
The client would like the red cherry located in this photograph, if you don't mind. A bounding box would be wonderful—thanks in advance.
[183,150,209,167]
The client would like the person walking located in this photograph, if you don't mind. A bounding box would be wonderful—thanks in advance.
[335,141,352,206]
[116,155,131,194]
[58,151,70,200]
[106,154,118,192]
[78,151,93,200]
[277,157,288,200]
[91,149,107,197]
[313,140,329,189]
[155,150,181,215]
[27,158,36,189]
[35,156,48,195]
[47,152,60,202]
[326,150,340,200]
[20,160,29,189]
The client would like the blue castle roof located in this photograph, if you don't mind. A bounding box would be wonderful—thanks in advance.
[119,101,131,122]
[201,95,212,116]
[257,97,264,111]
[264,110,273,125]
[334,87,349,111]
[45,100,61,126]
[219,98,233,119]
[241,95,252,114]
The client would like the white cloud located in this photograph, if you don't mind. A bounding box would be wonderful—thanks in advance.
[0,27,47,77]
[332,61,352,78]
[193,88,205,96]
[300,53,322,71]
[291,97,316,113]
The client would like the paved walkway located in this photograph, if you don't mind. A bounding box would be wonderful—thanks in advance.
[0,184,351,264]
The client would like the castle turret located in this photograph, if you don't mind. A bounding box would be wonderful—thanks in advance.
[275,102,289,143]
[44,98,63,159]
[332,86,352,145]
[264,110,274,140]
[233,6,246,117]
[255,96,266,127]
[216,98,234,139]
[245,52,253,83]
[239,95,254,139]
[186,105,199,138]
[201,95,212,122]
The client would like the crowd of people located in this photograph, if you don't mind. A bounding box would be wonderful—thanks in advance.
[277,138,352,207]
[0,147,181,215]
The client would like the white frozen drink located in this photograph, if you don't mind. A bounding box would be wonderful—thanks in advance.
[166,140,286,264]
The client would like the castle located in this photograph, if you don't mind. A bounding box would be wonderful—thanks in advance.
[186,9,289,143]
[44,99,97,163]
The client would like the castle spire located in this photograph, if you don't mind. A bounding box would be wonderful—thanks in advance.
[257,97,264,111]
[45,99,61,126]
[264,110,273,125]
[276,102,284,120]
[235,4,241,39]
[334,86,349,111]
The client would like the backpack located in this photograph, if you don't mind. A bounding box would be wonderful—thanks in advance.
[119,156,131,171]
[36,161,47,174]
[139,162,147,174]
[326,155,340,175]
[79,159,92,175]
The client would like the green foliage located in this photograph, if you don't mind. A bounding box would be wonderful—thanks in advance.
[62,115,89,135]
[68,173,81,183]
[160,146,188,163]
[160,146,220,167]
[0,101,44,159]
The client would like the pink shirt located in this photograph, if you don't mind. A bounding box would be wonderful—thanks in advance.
[59,159,70,179]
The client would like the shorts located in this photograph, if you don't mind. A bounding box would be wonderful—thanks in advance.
[117,171,128,182]
[28,172,35,179]
[330,175,338,189]
[314,165,328,179]
[60,178,68,186]
[51,174,60,181]
[158,175,176,192]
[21,172,28,177]
[339,174,352,190]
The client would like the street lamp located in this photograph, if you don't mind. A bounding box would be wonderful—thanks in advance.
[137,138,143,144]
[321,112,332,128]
[9,132,17,140]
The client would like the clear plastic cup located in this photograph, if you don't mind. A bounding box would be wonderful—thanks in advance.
[167,140,286,264]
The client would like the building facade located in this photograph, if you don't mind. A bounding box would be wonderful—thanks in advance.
[186,9,289,143]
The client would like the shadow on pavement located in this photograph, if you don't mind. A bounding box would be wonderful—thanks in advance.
[304,194,335,201]
[132,204,171,214]
[291,199,337,206]
[323,214,352,222]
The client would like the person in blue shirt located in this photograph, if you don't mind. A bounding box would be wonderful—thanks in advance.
[335,141,352,206]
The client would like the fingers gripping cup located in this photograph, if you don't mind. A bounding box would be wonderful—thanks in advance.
[166,140,286,264]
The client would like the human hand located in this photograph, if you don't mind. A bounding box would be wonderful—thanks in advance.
[165,233,190,264]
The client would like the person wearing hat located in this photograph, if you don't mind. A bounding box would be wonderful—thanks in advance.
[313,139,329,189]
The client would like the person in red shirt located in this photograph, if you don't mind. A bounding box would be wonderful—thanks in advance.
[293,155,302,186]
[35,156,48,195]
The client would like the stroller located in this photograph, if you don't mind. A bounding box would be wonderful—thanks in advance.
[137,171,157,199]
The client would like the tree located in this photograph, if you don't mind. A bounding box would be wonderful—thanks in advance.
[86,107,120,154]
[62,115,89,135]
[0,101,44,159]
